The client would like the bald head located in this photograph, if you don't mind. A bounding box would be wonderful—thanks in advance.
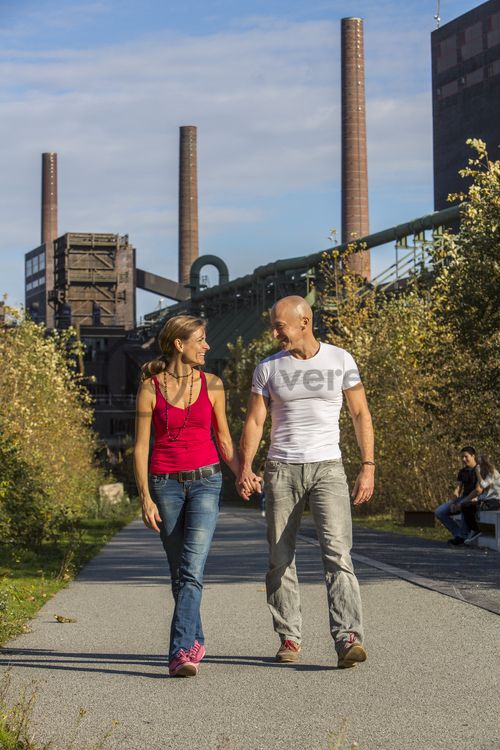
[272,296,313,324]
[270,296,316,355]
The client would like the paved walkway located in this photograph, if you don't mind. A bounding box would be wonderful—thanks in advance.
[301,517,500,615]
[1,510,499,750]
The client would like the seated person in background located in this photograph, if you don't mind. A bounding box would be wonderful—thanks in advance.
[435,446,480,545]
[463,455,500,545]
[476,455,500,510]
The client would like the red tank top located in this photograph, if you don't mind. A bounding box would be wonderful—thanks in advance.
[149,370,219,473]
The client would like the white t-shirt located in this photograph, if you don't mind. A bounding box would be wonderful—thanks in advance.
[479,470,500,499]
[251,342,361,462]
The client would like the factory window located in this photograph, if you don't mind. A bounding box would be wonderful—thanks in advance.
[461,22,483,60]
[436,35,457,73]
[82,339,96,362]
[26,258,32,277]
[32,256,39,274]
[489,59,500,77]
[466,68,484,87]
[439,79,459,98]
[39,253,45,271]
[26,281,32,291]
[32,278,38,289]
[487,12,500,48]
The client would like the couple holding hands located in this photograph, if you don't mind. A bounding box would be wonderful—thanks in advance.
[133,296,374,677]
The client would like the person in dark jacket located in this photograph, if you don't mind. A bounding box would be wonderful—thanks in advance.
[434,446,480,545]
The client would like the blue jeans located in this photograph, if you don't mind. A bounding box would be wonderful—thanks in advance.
[149,473,222,659]
[435,497,468,539]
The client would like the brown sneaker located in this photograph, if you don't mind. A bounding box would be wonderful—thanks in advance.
[276,639,301,663]
[337,634,367,669]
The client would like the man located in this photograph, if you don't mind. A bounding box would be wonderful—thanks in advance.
[237,295,374,669]
[434,446,480,545]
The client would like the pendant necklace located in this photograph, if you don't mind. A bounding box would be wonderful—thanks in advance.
[163,368,195,442]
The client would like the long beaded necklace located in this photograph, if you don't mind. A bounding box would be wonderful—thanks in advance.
[162,368,195,442]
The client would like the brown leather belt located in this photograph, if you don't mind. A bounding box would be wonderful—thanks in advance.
[151,463,221,483]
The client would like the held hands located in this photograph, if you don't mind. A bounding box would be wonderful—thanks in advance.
[351,465,375,506]
[236,468,263,502]
[141,497,162,533]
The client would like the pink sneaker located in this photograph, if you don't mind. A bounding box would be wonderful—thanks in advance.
[190,640,206,664]
[168,649,198,677]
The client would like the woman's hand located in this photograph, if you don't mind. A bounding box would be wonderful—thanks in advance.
[141,498,162,533]
[236,468,262,501]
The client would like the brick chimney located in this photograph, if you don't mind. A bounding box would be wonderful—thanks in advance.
[41,152,58,248]
[178,126,199,285]
[341,18,370,279]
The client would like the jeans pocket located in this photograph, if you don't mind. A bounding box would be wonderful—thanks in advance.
[200,473,223,488]
[150,475,167,488]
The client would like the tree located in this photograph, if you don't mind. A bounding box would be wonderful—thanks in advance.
[0,306,105,546]
[222,142,499,514]
[223,320,275,472]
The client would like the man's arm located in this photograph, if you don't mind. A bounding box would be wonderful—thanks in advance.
[343,383,375,505]
[238,392,268,499]
[452,483,480,512]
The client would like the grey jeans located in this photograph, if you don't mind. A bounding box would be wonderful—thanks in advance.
[264,459,363,652]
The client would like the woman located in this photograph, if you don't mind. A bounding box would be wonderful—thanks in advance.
[134,315,239,677]
[463,455,500,544]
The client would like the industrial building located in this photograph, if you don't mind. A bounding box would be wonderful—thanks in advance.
[432,0,500,209]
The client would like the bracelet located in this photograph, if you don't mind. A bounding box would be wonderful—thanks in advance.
[361,461,376,466]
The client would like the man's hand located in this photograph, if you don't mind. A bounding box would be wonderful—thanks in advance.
[351,465,375,505]
[141,498,162,533]
[236,468,262,502]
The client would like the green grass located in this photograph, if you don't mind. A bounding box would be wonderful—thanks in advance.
[0,505,137,749]
[351,511,449,542]
[0,508,138,647]
[0,671,117,749]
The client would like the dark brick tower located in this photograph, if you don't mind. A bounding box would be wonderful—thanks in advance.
[178,126,199,285]
[41,152,58,248]
[341,18,371,279]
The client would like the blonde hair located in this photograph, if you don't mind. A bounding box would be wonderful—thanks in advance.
[141,315,206,381]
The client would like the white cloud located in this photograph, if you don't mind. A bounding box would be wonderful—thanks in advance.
[0,15,435,316]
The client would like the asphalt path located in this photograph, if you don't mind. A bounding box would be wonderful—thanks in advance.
[301,517,500,615]
[1,509,499,750]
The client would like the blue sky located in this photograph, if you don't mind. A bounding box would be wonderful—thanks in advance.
[1,0,479,320]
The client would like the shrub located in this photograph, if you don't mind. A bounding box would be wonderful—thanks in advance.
[0,307,105,547]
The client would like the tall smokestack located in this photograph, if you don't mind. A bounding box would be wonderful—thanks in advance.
[341,18,370,279]
[178,126,199,285]
[41,152,58,248]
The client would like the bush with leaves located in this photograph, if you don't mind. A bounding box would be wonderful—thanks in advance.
[223,141,499,515]
[0,306,105,547]
[223,320,275,473]
[320,140,499,512]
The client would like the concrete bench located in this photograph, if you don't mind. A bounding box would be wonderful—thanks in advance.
[476,510,500,552]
